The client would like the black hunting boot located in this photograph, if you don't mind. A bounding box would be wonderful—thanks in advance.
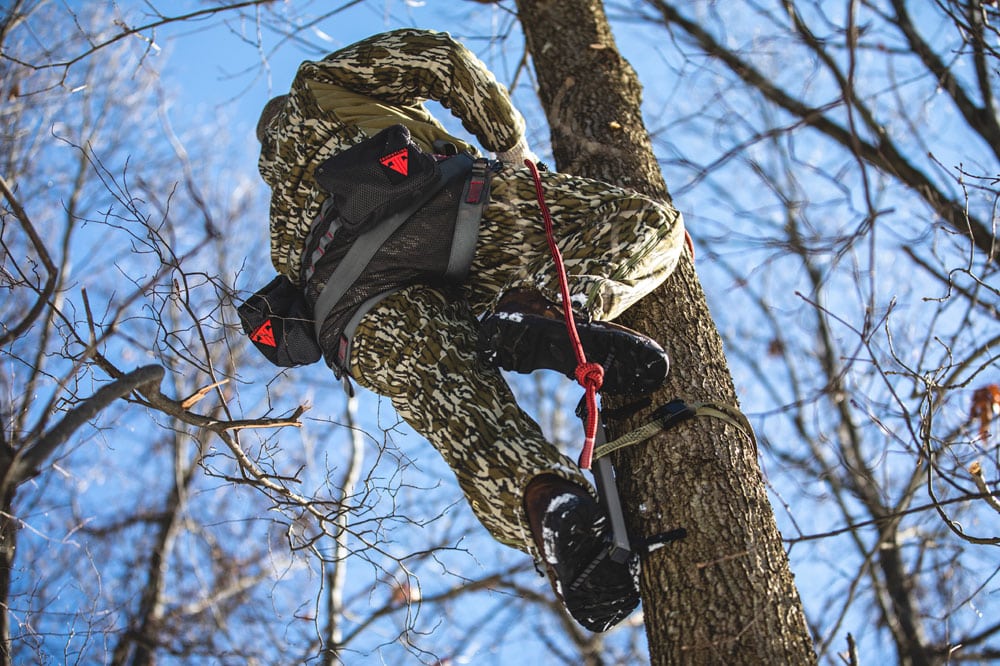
[524,475,641,632]
[477,289,668,395]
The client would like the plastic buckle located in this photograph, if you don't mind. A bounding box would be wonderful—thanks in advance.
[432,139,458,156]
[465,158,490,204]
[652,399,697,430]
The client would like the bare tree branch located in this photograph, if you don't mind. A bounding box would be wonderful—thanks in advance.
[645,0,999,264]
[0,174,58,347]
[3,364,164,488]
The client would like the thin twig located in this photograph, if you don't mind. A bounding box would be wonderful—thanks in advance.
[0,174,58,346]
[968,462,1000,515]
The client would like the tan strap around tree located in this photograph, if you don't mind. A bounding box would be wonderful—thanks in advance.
[593,399,758,461]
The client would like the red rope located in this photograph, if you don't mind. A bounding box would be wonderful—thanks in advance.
[524,159,603,470]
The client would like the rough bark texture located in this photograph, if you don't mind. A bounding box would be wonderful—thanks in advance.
[513,1,818,663]
[0,488,14,666]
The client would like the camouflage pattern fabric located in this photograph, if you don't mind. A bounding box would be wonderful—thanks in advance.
[468,168,685,318]
[349,285,586,554]
[350,167,684,555]
[258,29,686,556]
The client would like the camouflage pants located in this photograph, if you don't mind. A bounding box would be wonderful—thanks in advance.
[348,166,685,555]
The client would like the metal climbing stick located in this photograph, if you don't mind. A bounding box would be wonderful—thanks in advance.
[590,411,633,563]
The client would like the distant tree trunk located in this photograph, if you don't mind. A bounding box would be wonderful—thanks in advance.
[513,1,818,663]
[0,487,14,666]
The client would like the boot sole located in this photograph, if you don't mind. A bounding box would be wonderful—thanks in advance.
[541,494,640,632]
[478,312,669,395]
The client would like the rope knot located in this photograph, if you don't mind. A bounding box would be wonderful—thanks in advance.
[575,362,605,393]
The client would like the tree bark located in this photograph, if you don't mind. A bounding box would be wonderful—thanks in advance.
[513,1,817,663]
[0,486,15,666]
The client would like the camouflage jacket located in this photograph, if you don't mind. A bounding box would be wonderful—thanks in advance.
[258,28,526,280]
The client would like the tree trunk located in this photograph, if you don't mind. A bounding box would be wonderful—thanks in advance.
[0,489,15,666]
[513,1,818,663]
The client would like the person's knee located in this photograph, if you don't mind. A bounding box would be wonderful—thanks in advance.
[348,284,475,389]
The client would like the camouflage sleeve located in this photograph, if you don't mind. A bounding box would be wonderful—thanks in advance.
[298,28,526,153]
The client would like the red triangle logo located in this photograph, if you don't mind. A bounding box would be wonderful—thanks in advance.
[250,319,277,347]
[379,148,409,176]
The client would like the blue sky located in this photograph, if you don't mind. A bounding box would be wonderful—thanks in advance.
[11,2,998,662]
[154,3,514,150]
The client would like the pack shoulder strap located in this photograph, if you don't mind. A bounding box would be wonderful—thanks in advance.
[312,153,474,340]
[445,157,494,281]
[333,287,404,375]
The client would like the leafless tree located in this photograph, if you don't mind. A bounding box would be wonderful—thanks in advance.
[1,3,652,664]
[612,0,1000,663]
[9,0,996,663]
[515,0,817,663]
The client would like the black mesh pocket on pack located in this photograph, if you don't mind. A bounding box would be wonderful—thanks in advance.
[237,275,322,367]
[314,124,441,233]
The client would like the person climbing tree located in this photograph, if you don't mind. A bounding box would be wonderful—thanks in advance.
[251,28,686,632]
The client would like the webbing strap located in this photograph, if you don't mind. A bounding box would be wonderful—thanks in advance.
[334,287,404,374]
[593,399,757,461]
[445,158,493,281]
[302,198,340,284]
[312,153,474,340]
